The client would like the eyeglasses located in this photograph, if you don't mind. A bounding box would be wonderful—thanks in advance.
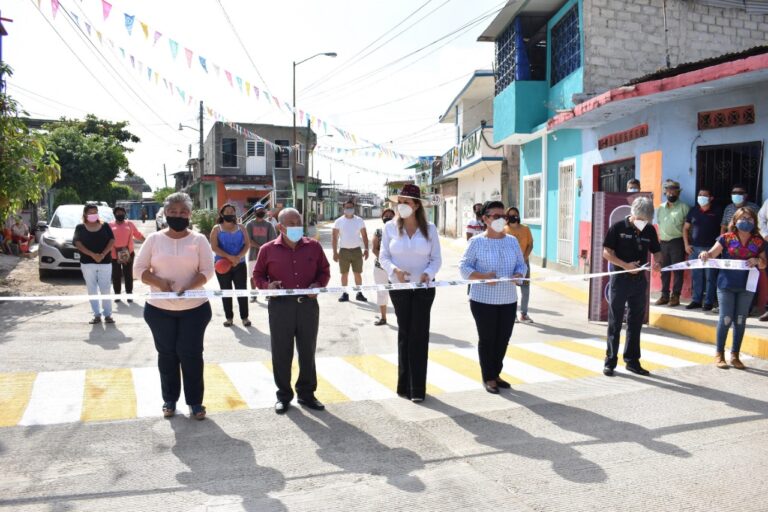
[485,214,508,221]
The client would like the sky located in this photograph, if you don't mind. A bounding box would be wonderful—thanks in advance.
[4,0,501,194]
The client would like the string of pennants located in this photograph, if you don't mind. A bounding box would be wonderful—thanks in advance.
[41,0,420,163]
[314,153,411,179]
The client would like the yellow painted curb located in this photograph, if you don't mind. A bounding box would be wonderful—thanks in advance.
[649,312,768,359]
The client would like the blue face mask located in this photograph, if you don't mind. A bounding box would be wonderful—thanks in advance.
[285,226,303,242]
[697,196,710,207]
[736,220,755,233]
[732,194,745,205]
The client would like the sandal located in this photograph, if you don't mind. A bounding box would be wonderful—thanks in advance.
[223,319,233,327]
[189,404,206,420]
[374,317,387,326]
[242,318,252,327]
[162,401,176,418]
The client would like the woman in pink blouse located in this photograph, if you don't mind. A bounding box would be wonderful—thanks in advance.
[134,193,215,420]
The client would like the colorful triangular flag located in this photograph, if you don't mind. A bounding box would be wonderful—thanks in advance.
[140,22,149,40]
[225,70,233,87]
[184,48,193,68]
[51,0,60,19]
[199,57,208,73]
[169,39,179,60]
[153,31,162,45]
[124,14,135,35]
[101,0,112,20]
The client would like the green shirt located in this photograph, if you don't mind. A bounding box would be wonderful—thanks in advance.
[656,201,690,241]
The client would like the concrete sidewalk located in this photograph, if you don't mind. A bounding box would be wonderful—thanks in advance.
[439,234,768,359]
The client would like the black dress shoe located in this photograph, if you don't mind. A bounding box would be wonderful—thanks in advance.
[484,383,500,394]
[274,401,290,414]
[626,364,650,376]
[495,377,512,389]
[685,301,702,310]
[702,303,714,311]
[603,366,615,376]
[297,397,325,410]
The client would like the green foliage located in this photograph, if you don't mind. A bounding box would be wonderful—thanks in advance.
[191,209,217,238]
[0,64,61,222]
[153,187,176,204]
[44,114,140,203]
[106,182,134,206]
[52,187,82,210]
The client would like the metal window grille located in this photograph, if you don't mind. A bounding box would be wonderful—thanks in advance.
[246,140,255,157]
[256,141,265,157]
[597,159,636,192]
[557,162,575,265]
[274,140,290,169]
[550,5,580,86]
[523,175,541,221]
[495,21,517,95]
[696,141,764,207]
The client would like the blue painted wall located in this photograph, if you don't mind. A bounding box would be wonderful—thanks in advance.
[493,81,549,144]
[520,138,543,256]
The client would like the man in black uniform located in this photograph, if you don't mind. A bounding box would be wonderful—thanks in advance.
[602,196,662,376]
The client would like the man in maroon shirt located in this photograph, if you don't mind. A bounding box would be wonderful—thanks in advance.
[252,208,331,414]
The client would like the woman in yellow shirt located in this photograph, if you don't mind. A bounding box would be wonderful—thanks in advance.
[504,207,534,323]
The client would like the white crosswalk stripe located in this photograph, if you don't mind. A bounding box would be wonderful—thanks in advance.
[315,357,396,401]
[19,370,86,426]
[219,362,276,409]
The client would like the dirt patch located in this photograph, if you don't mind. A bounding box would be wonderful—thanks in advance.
[0,256,84,297]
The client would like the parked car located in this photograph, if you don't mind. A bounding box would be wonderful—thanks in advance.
[37,204,115,278]
[155,207,167,231]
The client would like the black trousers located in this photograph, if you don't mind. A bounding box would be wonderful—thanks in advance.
[389,288,436,399]
[606,274,646,368]
[144,302,212,405]
[111,252,135,294]
[660,238,685,297]
[268,296,320,403]
[215,261,249,319]
[469,301,517,382]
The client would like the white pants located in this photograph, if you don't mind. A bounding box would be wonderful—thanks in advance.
[81,263,112,317]
[373,266,389,307]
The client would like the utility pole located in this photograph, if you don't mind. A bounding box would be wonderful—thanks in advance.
[163,164,168,188]
[302,118,311,230]
[198,100,204,163]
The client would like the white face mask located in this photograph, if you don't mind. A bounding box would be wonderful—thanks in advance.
[490,218,506,233]
[634,219,648,232]
[397,204,414,219]
[344,208,354,216]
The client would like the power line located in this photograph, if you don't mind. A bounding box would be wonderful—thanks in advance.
[215,0,272,92]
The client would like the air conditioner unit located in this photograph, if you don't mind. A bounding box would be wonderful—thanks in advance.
[245,140,267,175]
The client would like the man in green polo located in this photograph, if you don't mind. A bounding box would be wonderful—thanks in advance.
[655,179,690,307]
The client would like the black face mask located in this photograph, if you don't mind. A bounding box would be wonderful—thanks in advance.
[667,195,678,203]
[382,217,394,223]
[166,216,190,232]
[508,215,520,224]
[222,214,237,223]
[115,214,126,222]
[255,211,266,219]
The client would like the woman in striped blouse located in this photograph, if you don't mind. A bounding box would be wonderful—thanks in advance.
[459,201,527,394]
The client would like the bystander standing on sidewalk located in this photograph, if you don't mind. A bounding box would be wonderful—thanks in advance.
[245,205,277,304]
[210,204,250,327]
[460,201,527,394]
[332,200,369,303]
[602,197,662,377]
[655,180,689,307]
[371,208,395,326]
[504,206,534,323]
[135,192,214,420]
[73,204,115,324]
[466,203,485,240]
[683,189,721,311]
[380,184,442,403]
[109,206,144,304]
[700,207,766,370]
[253,208,330,415]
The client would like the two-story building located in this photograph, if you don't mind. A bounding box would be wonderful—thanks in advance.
[433,70,517,238]
[191,121,317,214]
[481,0,768,270]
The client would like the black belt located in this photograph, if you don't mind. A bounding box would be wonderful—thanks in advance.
[269,294,315,303]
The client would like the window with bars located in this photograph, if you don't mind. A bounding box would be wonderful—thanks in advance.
[550,5,580,86]
[495,17,547,95]
[222,138,238,168]
[495,21,518,95]
[274,139,290,168]
[246,140,266,157]
[523,174,542,222]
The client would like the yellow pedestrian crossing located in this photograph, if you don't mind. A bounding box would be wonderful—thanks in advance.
[0,336,722,428]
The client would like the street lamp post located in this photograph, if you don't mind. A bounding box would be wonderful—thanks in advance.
[293,52,337,230]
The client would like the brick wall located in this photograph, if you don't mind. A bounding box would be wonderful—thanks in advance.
[582,0,768,94]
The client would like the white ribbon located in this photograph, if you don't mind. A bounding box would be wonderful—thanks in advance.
[661,258,759,292]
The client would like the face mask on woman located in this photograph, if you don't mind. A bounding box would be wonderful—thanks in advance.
[86,214,99,223]
[508,215,520,224]
[397,204,413,219]
[115,214,126,222]
[166,216,190,232]
[736,219,755,233]
[222,214,236,223]
[490,218,506,233]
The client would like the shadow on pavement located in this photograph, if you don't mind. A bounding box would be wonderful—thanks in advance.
[171,418,287,511]
[429,333,474,348]
[231,324,271,350]
[84,323,133,350]
[421,397,607,484]
[288,409,426,492]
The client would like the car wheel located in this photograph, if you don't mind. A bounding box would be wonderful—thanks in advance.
[39,268,53,280]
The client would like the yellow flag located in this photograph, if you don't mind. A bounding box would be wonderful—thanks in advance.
[140,22,149,40]
[245,81,251,96]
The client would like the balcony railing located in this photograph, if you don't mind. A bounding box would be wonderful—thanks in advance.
[440,126,502,176]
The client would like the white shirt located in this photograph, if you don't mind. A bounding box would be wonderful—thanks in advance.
[759,199,768,238]
[379,221,442,283]
[333,215,366,249]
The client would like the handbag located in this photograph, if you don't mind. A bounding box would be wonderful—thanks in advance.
[116,247,131,264]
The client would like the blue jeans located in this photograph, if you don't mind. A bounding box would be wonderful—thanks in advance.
[690,246,717,305]
[519,263,530,315]
[81,263,112,317]
[716,287,753,353]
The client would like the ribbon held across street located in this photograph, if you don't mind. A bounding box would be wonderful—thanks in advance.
[661,258,760,292]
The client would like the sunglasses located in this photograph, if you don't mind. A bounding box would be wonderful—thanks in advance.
[485,214,508,221]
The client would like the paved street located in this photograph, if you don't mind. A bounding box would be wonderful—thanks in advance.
[0,220,767,511]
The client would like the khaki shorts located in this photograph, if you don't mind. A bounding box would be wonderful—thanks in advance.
[339,247,363,274]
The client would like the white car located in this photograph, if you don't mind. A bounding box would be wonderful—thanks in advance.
[155,207,167,231]
[38,204,115,278]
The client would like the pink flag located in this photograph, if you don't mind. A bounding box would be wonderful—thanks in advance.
[51,0,60,19]
[153,31,162,45]
[225,71,233,87]
[101,0,112,20]
[184,48,193,68]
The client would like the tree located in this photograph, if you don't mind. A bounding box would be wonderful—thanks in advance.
[153,187,175,204]
[45,115,140,202]
[106,182,134,206]
[52,187,81,210]
[0,64,61,222]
